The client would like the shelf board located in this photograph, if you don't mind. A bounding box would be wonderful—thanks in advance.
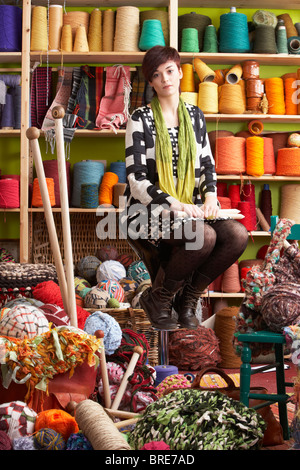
[202,291,244,298]
[31,0,169,6]
[0,129,21,137]
[0,52,21,64]
[178,0,300,8]
[28,207,124,213]
[217,174,300,181]
[205,113,300,123]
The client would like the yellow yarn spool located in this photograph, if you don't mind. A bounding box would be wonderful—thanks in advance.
[60,24,72,52]
[88,9,102,52]
[30,6,48,51]
[74,25,89,53]
[48,5,63,51]
[225,64,243,84]
[280,184,300,223]
[181,92,198,106]
[181,63,195,92]
[198,82,218,114]
[238,79,246,107]
[102,9,115,52]
[246,136,264,177]
[193,57,215,82]
[219,84,246,114]
[63,11,90,44]
[114,6,140,52]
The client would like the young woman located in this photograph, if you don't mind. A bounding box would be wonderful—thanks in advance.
[123,46,248,330]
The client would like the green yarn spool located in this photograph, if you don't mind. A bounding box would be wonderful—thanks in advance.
[139,19,165,51]
[203,24,218,52]
[178,12,211,52]
[253,25,277,54]
[181,27,199,52]
[276,26,288,54]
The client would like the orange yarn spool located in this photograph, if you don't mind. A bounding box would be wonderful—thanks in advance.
[218,84,246,114]
[246,79,264,98]
[246,96,262,112]
[98,171,119,206]
[262,137,276,175]
[32,177,55,207]
[246,136,264,177]
[215,136,246,174]
[214,306,242,368]
[180,63,195,92]
[242,60,260,79]
[264,77,286,115]
[297,68,300,115]
[212,69,226,86]
[217,196,232,209]
[276,148,300,176]
[284,77,298,115]
[35,409,79,441]
[221,261,241,293]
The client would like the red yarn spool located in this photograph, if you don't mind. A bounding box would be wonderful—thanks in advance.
[240,266,251,292]
[0,178,20,208]
[237,201,255,231]
[217,181,227,197]
[228,184,241,209]
[218,196,232,209]
[43,160,71,207]
[262,137,276,175]
[241,183,256,230]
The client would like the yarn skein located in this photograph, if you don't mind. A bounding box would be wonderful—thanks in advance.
[246,136,264,177]
[99,172,119,206]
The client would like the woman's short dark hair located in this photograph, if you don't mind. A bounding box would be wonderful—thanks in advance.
[142,46,181,83]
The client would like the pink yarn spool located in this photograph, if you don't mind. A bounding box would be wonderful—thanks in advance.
[0,178,20,208]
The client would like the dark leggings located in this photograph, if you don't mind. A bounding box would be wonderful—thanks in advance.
[161,219,249,290]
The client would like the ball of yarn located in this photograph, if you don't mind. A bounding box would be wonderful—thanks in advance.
[96,260,126,283]
[77,256,101,284]
[84,286,110,309]
[288,133,300,147]
[118,277,139,302]
[35,409,79,441]
[0,430,12,450]
[0,401,37,439]
[96,245,119,262]
[98,279,125,302]
[155,374,192,398]
[116,253,134,268]
[39,303,70,326]
[0,247,15,263]
[127,260,150,284]
[66,432,93,450]
[84,311,122,355]
[12,436,36,450]
[0,303,49,339]
[107,297,120,308]
[34,428,66,450]
[261,282,300,332]
[74,276,91,299]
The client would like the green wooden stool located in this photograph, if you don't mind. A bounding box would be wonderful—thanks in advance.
[237,330,294,440]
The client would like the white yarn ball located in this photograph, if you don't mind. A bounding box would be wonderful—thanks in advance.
[96,260,126,283]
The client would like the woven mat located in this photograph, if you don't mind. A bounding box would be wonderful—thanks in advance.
[200,372,240,389]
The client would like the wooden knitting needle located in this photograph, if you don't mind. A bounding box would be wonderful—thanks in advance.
[95,330,111,409]
[52,105,78,328]
[26,126,69,314]
[111,346,143,410]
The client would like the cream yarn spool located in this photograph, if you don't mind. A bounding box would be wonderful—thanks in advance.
[74,25,89,52]
[198,82,218,113]
[60,24,72,52]
[48,5,63,51]
[88,8,102,52]
[63,11,90,43]
[102,9,115,52]
[30,6,48,51]
[280,184,300,223]
[114,6,140,52]
[193,57,215,82]
[181,92,198,106]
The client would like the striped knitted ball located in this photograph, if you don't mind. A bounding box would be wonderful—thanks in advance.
[0,401,37,439]
[77,256,101,284]
[0,303,49,339]
[96,260,126,283]
[34,428,66,450]
[39,303,70,327]
[118,277,139,302]
[98,279,125,302]
[96,245,119,262]
[84,286,110,309]
[117,253,134,269]
[127,260,150,284]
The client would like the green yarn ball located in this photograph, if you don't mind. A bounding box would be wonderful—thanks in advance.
[107,298,120,308]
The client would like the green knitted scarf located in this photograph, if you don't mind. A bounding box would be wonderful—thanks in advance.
[151,95,196,204]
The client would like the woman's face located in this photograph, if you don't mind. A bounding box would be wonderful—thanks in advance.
[149,60,183,99]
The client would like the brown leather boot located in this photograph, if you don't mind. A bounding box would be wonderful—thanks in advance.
[140,278,183,330]
[173,283,201,329]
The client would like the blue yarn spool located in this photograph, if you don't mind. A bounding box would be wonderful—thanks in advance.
[110,161,126,183]
[219,11,250,53]
[276,26,288,54]
[80,183,99,208]
[139,19,165,51]
[0,5,22,52]
[154,365,178,386]
[71,160,104,207]
[288,36,300,54]
[12,85,22,129]
[1,92,14,128]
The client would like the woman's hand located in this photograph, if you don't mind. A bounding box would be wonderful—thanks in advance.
[168,201,204,218]
[202,195,219,219]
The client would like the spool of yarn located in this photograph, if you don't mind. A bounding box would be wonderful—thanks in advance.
[264,78,285,115]
[193,57,215,82]
[110,161,126,183]
[77,255,101,284]
[246,79,264,98]
[276,148,300,176]
[60,24,72,52]
[218,196,231,209]
[284,77,298,115]
[181,28,199,52]
[113,183,126,207]
[139,19,165,51]
[75,399,131,450]
[73,25,89,53]
[240,266,251,292]
[178,12,211,52]
[262,137,276,175]
[241,182,257,229]
[12,84,22,129]
[228,184,241,209]
[246,97,262,112]
[114,6,140,52]
[277,25,289,54]
[88,9,102,52]
[212,69,226,86]
[102,10,115,52]
[208,130,234,157]
[0,5,22,52]
[277,13,298,38]
[287,36,300,54]
[1,91,14,129]
[48,5,63,51]
[154,366,179,387]
[221,262,241,293]
[253,25,277,54]
[140,10,169,46]
[35,409,79,442]
[260,183,273,225]
[34,429,66,450]
[215,136,246,175]
[43,159,71,208]
[99,172,119,206]
[270,132,290,159]
[280,185,300,223]
[80,183,99,208]
[198,82,218,114]
[0,178,19,208]
[63,11,90,44]
[218,84,246,114]
[248,120,263,135]
[296,23,300,35]
[242,60,260,79]
[181,92,198,106]
[246,136,264,177]
[30,6,48,51]
[203,24,218,52]
[216,181,228,197]
[72,160,104,208]
[238,200,255,231]
[181,63,195,92]
[219,10,250,53]
[252,10,278,28]
[32,177,55,207]
[225,64,243,84]
[214,306,242,368]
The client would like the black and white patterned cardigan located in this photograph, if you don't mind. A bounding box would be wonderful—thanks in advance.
[124,101,217,219]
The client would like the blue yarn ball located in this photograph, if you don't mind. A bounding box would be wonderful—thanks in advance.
[66,432,93,450]
[34,428,66,450]
[84,311,122,355]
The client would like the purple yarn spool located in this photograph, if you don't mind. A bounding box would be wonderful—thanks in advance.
[0,5,22,52]
[1,91,14,128]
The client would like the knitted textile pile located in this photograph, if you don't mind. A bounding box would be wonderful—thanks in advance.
[128,388,266,450]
